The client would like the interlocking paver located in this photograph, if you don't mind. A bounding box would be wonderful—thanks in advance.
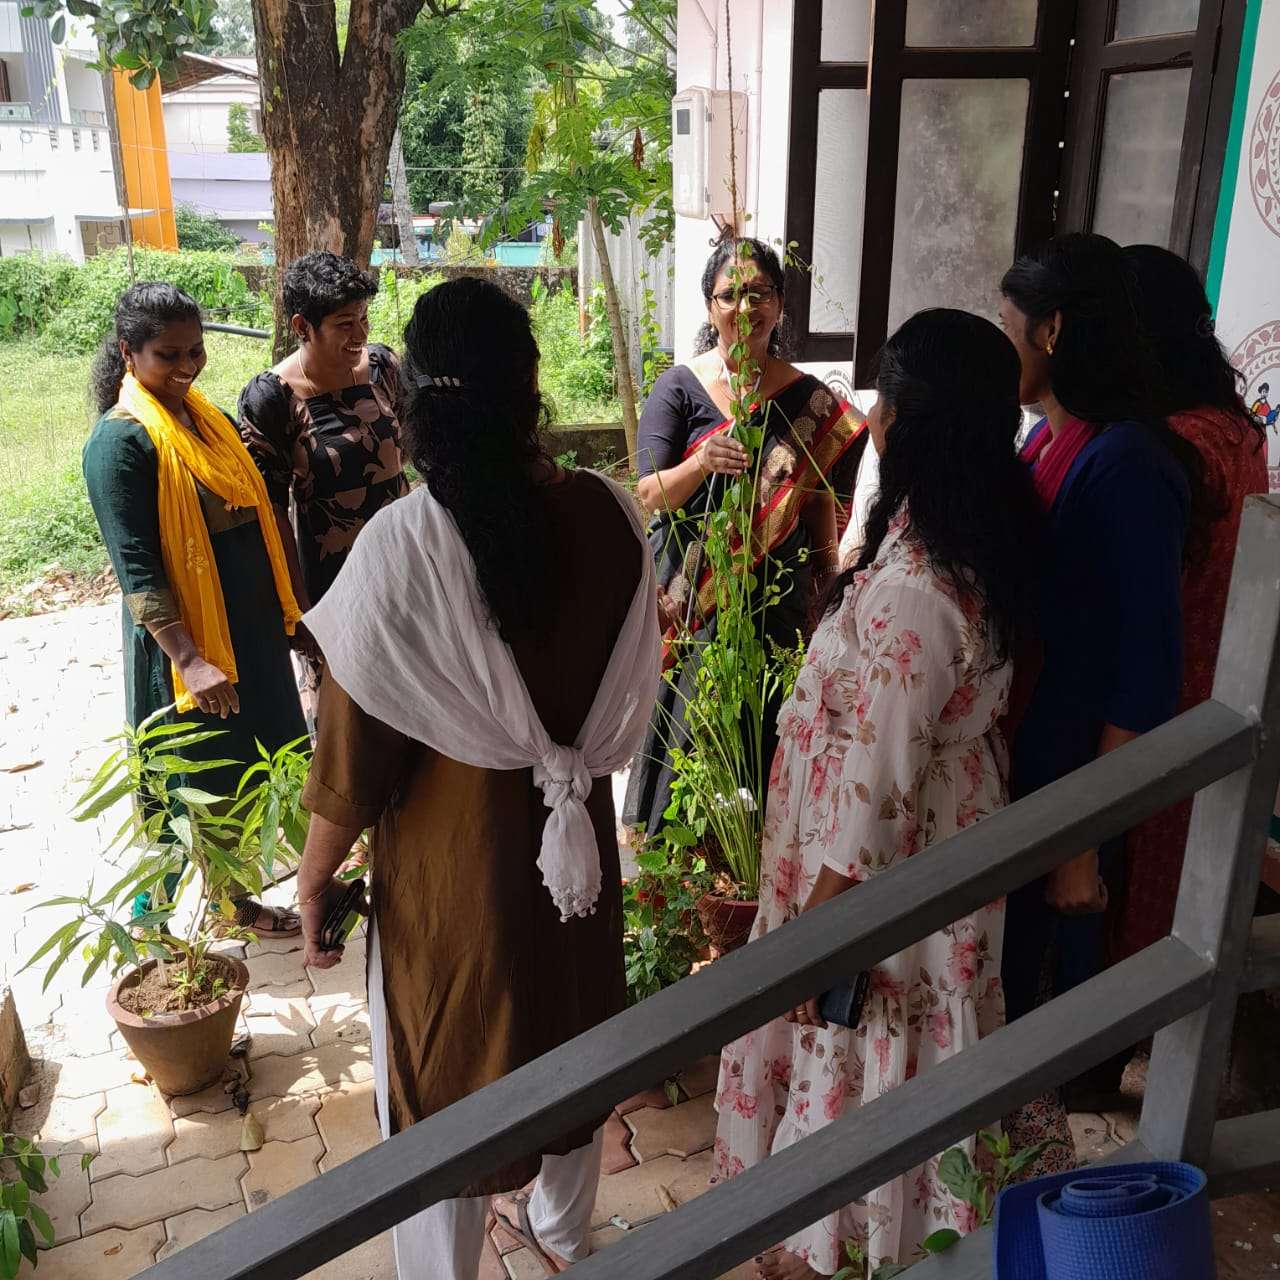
[35,1137,95,1245]
[155,1203,246,1262]
[624,1095,716,1162]
[81,1151,247,1233]
[10,1088,104,1144]
[241,1134,324,1209]
[316,1079,379,1172]
[48,1049,140,1099]
[676,1055,720,1101]
[246,950,313,998]
[169,1095,320,1164]
[309,1002,371,1049]
[167,1078,237,1118]
[300,1229,396,1279]
[615,1084,672,1117]
[591,1150,714,1230]
[601,1110,636,1174]
[1068,1111,1120,1163]
[91,1081,174,1180]
[243,993,317,1059]
[33,1223,166,1279]
[250,1042,374,1101]
[307,935,367,1010]
[246,935,306,959]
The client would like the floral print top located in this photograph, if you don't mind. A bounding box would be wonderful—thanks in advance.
[714,513,1012,1275]
[237,343,409,604]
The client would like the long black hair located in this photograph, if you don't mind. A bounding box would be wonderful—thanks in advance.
[1124,243,1264,444]
[401,276,552,640]
[825,309,1045,667]
[91,282,202,415]
[692,236,789,357]
[1001,232,1206,553]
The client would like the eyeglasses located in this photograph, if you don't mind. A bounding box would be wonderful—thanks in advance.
[711,285,780,309]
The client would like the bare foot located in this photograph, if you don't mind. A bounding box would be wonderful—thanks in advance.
[754,1247,824,1279]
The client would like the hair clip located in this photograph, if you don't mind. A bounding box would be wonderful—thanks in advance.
[415,373,466,391]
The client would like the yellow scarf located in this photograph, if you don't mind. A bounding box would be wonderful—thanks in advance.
[116,373,301,712]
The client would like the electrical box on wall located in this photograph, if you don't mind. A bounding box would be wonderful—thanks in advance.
[672,87,747,221]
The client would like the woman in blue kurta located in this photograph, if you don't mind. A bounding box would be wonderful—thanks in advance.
[996,234,1196,1027]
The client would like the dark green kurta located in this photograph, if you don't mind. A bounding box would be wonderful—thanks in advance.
[82,411,306,798]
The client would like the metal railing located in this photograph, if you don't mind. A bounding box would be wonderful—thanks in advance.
[139,494,1280,1280]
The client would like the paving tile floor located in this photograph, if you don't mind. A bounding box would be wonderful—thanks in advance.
[3,601,1278,1278]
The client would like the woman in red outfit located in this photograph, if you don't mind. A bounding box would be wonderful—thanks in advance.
[1113,245,1268,963]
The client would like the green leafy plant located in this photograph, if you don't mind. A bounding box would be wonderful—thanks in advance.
[622,834,709,1004]
[226,103,266,153]
[831,1132,1064,1277]
[0,1134,94,1278]
[25,710,312,1011]
[365,266,446,350]
[175,204,242,253]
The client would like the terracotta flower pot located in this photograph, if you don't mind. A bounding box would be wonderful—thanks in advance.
[106,956,248,1096]
[695,892,759,956]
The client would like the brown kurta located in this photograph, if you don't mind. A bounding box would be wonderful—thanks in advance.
[303,470,640,1195]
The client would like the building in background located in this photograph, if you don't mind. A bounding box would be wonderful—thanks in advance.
[672,0,1280,487]
[0,0,120,259]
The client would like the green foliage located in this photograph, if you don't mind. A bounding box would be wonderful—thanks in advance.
[24,0,219,91]
[528,279,619,424]
[26,712,312,1007]
[175,204,242,253]
[210,0,254,54]
[0,1135,93,1279]
[0,254,79,340]
[226,103,265,153]
[0,461,104,595]
[365,267,445,349]
[622,837,708,1004]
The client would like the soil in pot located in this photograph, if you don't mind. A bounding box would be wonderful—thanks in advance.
[108,955,248,1096]
[118,955,243,1017]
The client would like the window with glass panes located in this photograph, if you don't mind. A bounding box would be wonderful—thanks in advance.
[785,0,1246,383]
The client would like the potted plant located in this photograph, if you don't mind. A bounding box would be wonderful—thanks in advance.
[24,710,310,1096]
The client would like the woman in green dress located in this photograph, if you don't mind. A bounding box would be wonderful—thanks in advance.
[82,282,307,935]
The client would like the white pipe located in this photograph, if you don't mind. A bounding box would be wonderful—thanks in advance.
[750,0,764,224]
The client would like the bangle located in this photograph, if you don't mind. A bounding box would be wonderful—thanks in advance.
[152,620,184,637]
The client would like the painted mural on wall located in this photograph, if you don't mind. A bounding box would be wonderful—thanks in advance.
[1249,65,1280,238]
[1230,321,1280,491]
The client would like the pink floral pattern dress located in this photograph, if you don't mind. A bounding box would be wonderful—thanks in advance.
[714,517,1010,1275]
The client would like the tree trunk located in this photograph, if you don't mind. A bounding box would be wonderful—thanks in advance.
[587,198,639,467]
[389,123,420,268]
[252,0,426,359]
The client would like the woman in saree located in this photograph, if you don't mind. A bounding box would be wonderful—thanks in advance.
[623,237,865,838]
[82,283,307,936]
[715,309,1045,1278]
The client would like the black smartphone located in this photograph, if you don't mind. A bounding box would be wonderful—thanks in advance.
[817,971,871,1029]
[318,877,367,953]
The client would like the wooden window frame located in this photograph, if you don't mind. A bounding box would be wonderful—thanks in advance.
[785,0,1246,383]
[1058,0,1247,275]
[782,1,868,366]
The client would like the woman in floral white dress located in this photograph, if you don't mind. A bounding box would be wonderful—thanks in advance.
[714,310,1046,1278]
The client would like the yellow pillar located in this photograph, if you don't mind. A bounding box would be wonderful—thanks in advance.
[112,70,177,251]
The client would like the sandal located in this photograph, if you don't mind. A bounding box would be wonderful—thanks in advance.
[491,1193,577,1275]
[231,901,302,938]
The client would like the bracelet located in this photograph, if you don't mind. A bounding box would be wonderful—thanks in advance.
[152,620,184,637]
[298,884,330,906]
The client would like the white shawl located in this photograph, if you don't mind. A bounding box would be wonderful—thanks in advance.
[304,472,660,921]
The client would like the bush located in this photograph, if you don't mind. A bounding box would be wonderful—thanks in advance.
[529,279,619,424]
[0,461,105,590]
[37,248,261,354]
[176,204,242,253]
[365,267,446,350]
[227,103,266,153]
[0,253,80,339]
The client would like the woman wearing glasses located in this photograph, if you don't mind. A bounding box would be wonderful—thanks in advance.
[623,237,865,840]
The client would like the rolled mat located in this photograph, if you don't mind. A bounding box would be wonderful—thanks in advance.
[994,1161,1215,1279]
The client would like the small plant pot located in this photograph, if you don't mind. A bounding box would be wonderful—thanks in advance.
[106,956,248,1096]
[695,893,759,957]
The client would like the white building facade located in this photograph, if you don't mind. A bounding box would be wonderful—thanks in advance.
[161,57,260,155]
[0,1,120,260]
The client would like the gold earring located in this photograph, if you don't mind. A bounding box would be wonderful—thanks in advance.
[1045,338,1055,357]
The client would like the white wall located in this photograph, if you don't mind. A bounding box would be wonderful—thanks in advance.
[0,123,118,261]
[0,220,55,255]
[0,3,21,56]
[163,70,260,154]
[1213,4,1280,490]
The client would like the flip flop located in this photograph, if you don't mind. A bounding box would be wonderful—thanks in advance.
[232,901,302,938]
[491,1193,575,1275]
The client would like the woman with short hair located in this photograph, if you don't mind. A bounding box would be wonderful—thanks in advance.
[238,251,409,725]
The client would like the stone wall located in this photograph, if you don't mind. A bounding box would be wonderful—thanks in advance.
[233,263,578,310]
[0,987,30,1126]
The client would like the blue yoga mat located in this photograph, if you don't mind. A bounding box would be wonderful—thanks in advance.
[994,1161,1215,1279]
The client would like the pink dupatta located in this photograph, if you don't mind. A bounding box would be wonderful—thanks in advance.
[1020,415,1099,510]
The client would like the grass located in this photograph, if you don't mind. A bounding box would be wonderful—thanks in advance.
[0,332,272,597]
